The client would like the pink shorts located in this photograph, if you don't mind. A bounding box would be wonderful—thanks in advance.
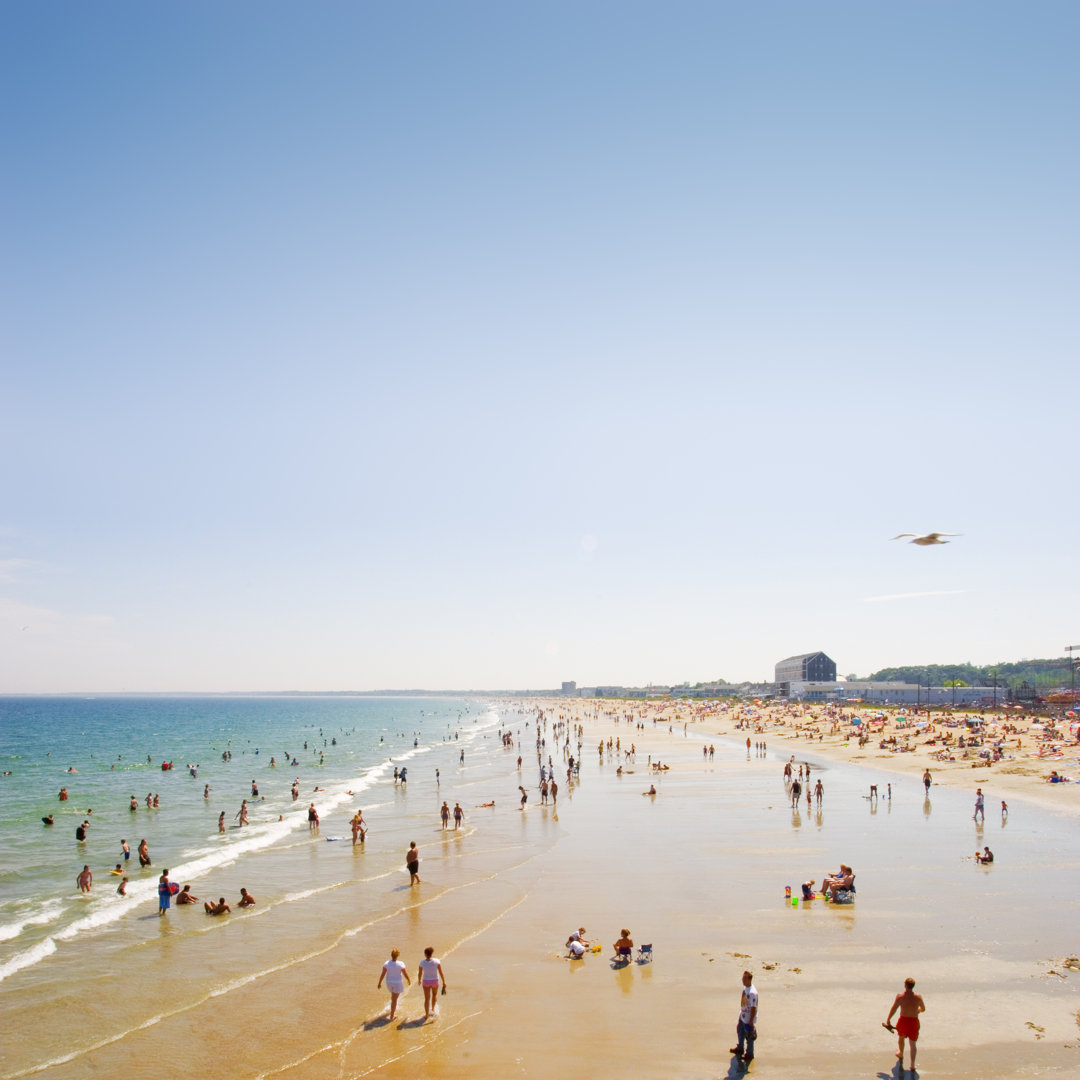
[896,1016,919,1041]
[423,979,439,989]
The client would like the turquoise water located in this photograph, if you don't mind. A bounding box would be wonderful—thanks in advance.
[0,695,489,981]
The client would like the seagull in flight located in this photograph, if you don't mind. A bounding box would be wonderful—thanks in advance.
[891,532,962,546]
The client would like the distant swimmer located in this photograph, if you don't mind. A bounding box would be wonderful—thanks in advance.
[109,863,124,875]
[58,787,69,801]
[204,897,231,915]
[218,811,226,833]
[138,838,151,866]
[238,888,256,907]
[42,814,54,825]
[76,865,92,893]
[117,876,129,896]
[121,838,130,861]
[890,532,961,546]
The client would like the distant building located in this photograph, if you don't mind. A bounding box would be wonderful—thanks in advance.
[561,681,577,696]
[775,651,836,690]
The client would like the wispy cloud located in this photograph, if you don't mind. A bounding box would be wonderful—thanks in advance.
[862,589,965,603]
[0,558,37,585]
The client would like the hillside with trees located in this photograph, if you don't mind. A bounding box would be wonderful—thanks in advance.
[862,657,1076,690]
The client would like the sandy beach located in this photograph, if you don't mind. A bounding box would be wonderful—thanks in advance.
[3,697,1078,1080]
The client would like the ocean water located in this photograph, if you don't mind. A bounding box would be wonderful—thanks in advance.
[0,695,491,984]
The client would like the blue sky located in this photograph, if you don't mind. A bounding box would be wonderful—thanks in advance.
[2,2,1076,692]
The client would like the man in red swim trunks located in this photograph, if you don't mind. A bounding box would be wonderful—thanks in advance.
[886,977,926,1075]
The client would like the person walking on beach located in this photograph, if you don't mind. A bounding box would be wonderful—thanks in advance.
[730,969,758,1064]
[377,948,411,1020]
[453,802,464,829]
[885,977,925,1075]
[308,803,319,833]
[406,841,420,884]
[418,946,447,1020]
[922,769,932,794]
[440,801,450,829]
[519,785,528,810]
[973,787,985,823]
[351,810,366,845]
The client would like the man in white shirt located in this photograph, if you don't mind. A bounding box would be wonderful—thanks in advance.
[730,970,758,1063]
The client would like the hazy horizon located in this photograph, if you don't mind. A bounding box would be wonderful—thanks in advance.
[3,2,1076,693]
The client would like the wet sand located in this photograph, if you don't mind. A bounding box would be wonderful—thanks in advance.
[3,699,1078,1079]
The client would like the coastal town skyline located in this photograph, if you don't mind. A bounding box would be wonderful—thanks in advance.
[3,3,1077,693]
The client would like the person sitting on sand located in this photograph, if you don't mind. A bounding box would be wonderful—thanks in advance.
[975,846,994,864]
[566,927,589,950]
[822,865,854,900]
[801,880,816,900]
[204,897,231,915]
[643,784,657,795]
[613,929,634,960]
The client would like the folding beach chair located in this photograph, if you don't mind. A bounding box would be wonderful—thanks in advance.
[636,943,653,962]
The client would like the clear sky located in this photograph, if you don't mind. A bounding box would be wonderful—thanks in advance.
[2,2,1076,693]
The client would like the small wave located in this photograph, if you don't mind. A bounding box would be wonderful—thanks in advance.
[0,898,65,943]
[0,936,57,981]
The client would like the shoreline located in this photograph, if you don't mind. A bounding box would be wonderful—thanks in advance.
[4,696,1079,1079]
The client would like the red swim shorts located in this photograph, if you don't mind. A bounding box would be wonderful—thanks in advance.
[896,1016,920,1041]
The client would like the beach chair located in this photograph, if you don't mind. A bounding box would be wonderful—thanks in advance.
[832,878,856,905]
[636,943,653,962]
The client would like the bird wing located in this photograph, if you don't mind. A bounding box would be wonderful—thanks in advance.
[890,534,917,540]
[925,533,962,540]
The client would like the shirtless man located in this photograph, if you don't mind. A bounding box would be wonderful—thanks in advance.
[822,865,854,900]
[204,897,231,915]
[238,888,256,907]
[76,865,92,893]
[177,885,198,904]
[885,977,926,1075]
[406,841,421,885]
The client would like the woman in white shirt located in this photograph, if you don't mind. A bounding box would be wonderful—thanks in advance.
[377,948,411,1020]
[417,946,447,1020]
